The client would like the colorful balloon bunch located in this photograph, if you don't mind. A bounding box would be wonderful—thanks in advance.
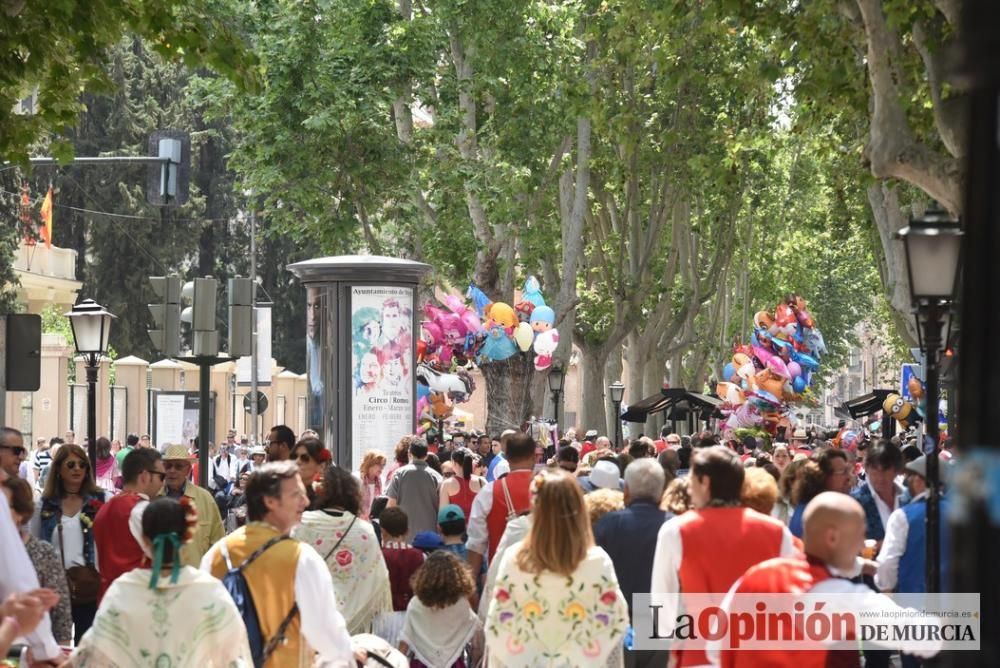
[416,276,559,432]
[417,276,559,372]
[717,294,827,437]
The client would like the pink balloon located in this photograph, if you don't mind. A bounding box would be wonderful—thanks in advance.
[752,344,775,367]
[787,361,802,378]
[461,311,483,333]
[767,357,791,380]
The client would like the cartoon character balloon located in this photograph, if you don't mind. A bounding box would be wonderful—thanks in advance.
[522,275,546,307]
[533,328,559,370]
[883,393,918,430]
[484,302,517,333]
[529,305,555,334]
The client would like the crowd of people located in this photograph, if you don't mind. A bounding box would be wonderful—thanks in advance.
[0,421,951,667]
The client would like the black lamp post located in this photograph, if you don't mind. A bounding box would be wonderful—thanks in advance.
[609,380,625,451]
[547,365,565,428]
[897,205,962,594]
[65,299,116,477]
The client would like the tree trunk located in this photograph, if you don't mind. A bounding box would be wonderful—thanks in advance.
[578,342,609,435]
[868,183,919,345]
[479,355,536,436]
[624,331,646,436]
[644,351,666,436]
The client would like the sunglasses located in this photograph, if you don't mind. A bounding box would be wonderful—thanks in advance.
[0,445,26,456]
[296,453,313,463]
[63,460,88,470]
[147,470,166,481]
[163,461,190,471]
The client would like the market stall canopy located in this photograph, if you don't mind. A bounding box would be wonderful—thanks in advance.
[842,389,896,419]
[620,387,723,422]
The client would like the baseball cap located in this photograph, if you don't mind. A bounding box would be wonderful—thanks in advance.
[412,531,445,551]
[590,460,621,489]
[438,504,465,524]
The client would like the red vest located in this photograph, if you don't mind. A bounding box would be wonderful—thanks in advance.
[720,556,860,668]
[93,492,148,602]
[674,507,787,667]
[486,470,533,560]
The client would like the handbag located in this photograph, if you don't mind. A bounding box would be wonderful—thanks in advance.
[58,519,101,605]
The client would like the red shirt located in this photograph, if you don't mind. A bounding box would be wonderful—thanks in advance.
[382,543,425,611]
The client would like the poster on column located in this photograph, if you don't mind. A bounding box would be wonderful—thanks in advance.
[350,286,414,465]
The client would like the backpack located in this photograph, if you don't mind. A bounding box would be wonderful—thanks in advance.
[219,535,299,667]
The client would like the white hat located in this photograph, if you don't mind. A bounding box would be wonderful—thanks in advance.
[905,455,927,479]
[590,460,621,489]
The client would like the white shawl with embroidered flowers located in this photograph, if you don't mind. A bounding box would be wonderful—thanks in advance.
[485,542,629,668]
[293,509,393,634]
[68,566,252,667]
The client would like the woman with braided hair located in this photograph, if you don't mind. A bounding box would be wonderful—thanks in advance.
[67,497,253,667]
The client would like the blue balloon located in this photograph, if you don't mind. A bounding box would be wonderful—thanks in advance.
[722,363,736,381]
[793,376,807,393]
[792,351,819,370]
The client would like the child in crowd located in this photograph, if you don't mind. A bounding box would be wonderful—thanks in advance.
[399,551,482,668]
[373,507,426,647]
[437,504,468,562]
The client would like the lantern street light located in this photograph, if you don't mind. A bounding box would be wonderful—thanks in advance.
[897,204,962,594]
[609,380,625,451]
[547,365,566,429]
[65,299,116,475]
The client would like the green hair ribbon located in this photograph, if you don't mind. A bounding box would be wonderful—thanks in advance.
[148,532,182,589]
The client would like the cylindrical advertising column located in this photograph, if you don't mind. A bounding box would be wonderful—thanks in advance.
[287,256,431,469]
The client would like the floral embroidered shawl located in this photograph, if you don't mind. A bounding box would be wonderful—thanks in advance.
[485,543,629,668]
[293,509,393,634]
[67,566,252,667]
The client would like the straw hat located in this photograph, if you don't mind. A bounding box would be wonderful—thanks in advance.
[162,444,193,461]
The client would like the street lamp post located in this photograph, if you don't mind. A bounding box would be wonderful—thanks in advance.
[609,381,625,451]
[547,365,565,428]
[897,205,963,594]
[65,299,116,477]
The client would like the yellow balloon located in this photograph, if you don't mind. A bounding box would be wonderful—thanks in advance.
[514,322,535,352]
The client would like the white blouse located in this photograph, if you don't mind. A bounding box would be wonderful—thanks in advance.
[57,513,86,568]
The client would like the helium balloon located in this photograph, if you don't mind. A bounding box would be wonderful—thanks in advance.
[841,430,861,453]
[722,363,737,383]
[908,376,925,400]
[513,321,535,352]
[791,351,819,370]
[485,302,517,332]
[883,392,917,430]
[767,357,791,379]
[787,361,802,378]
[792,375,807,394]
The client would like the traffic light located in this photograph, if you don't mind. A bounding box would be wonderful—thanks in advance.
[148,275,182,357]
[228,277,253,357]
[181,277,219,356]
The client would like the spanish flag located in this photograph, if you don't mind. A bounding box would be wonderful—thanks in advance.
[39,185,53,248]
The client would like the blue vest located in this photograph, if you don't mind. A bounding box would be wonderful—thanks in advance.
[898,495,951,593]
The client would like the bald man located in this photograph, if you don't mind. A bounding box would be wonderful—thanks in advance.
[712,492,941,668]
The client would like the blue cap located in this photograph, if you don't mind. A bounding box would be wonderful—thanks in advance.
[412,531,445,550]
[438,503,465,524]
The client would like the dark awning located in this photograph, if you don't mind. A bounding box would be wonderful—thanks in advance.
[621,388,722,422]
[842,389,895,419]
